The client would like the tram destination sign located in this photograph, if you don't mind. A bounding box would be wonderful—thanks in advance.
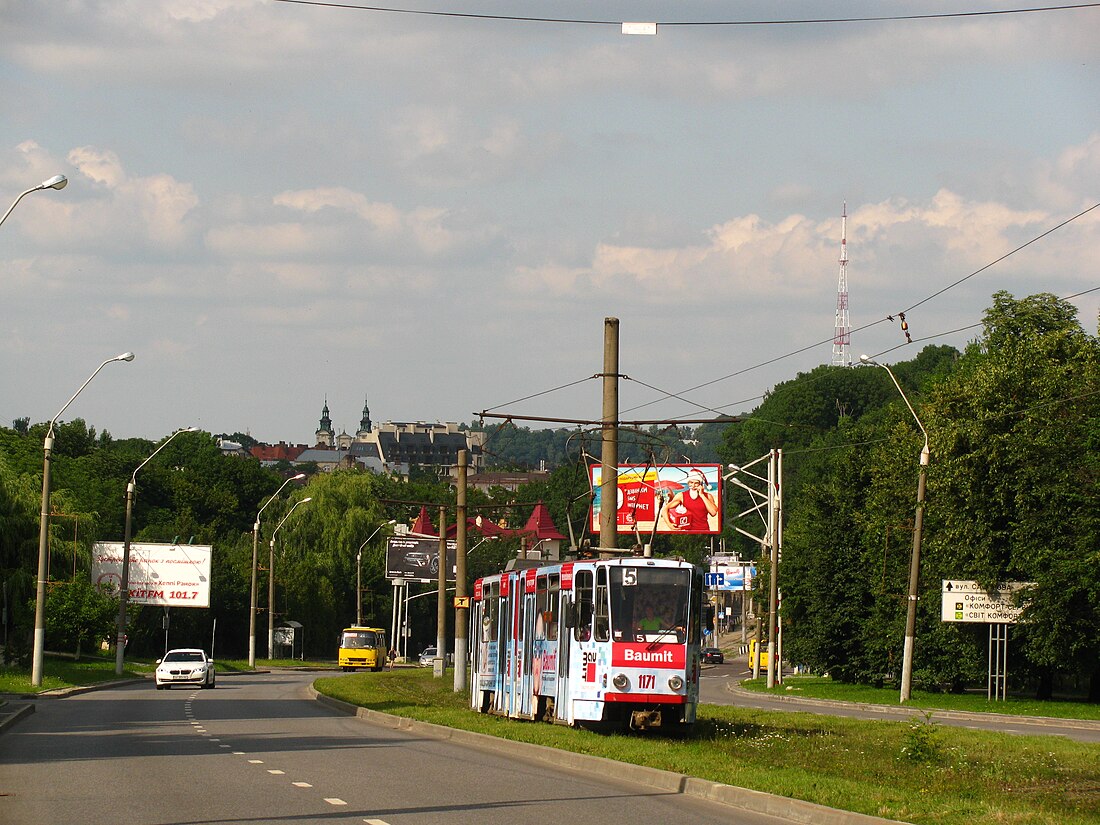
[941,580,1032,624]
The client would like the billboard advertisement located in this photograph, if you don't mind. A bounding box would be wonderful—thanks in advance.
[590,464,722,535]
[385,536,457,582]
[704,556,755,591]
[91,542,212,608]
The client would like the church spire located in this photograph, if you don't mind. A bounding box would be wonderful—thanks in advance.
[359,396,372,435]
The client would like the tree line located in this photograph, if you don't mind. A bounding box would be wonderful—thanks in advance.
[1,291,1096,700]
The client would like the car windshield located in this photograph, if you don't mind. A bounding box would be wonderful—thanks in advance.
[164,651,205,662]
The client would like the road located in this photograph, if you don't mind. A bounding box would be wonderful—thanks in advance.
[699,660,1100,744]
[0,671,802,825]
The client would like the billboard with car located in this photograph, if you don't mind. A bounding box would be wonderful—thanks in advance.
[385,536,457,582]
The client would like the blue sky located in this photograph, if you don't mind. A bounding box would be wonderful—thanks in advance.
[2,1,1098,444]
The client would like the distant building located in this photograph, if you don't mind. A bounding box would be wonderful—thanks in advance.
[250,442,309,464]
[312,398,485,478]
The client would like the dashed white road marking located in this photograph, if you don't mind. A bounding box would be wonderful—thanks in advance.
[267,770,285,775]
[248,759,264,764]
[324,798,347,806]
[292,782,312,788]
[364,819,391,824]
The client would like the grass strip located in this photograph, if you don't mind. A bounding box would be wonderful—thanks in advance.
[315,668,1100,825]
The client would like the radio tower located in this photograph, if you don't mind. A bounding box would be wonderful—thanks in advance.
[831,202,851,366]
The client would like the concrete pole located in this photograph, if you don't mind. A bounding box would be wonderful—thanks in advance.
[435,506,447,676]
[268,538,275,658]
[900,445,930,702]
[30,436,54,686]
[114,481,135,675]
[249,521,260,667]
[766,450,779,689]
[599,317,619,553]
[454,449,468,691]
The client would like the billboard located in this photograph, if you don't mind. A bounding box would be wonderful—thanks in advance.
[704,556,755,591]
[91,542,212,608]
[385,536,457,582]
[590,464,722,535]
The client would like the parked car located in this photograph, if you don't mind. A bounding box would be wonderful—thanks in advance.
[155,648,215,689]
[701,647,724,664]
[418,646,438,667]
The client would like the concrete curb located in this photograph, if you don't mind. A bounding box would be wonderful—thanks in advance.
[0,703,34,733]
[727,682,1100,731]
[309,686,907,825]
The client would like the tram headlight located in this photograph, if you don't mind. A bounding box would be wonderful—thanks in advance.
[667,675,684,691]
[612,673,629,691]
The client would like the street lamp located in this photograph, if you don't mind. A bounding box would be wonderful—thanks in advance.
[1,174,67,229]
[860,354,930,702]
[31,351,134,686]
[115,427,198,676]
[249,473,306,667]
[268,497,312,658]
[356,520,396,626]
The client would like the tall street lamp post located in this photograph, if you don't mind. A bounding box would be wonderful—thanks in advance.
[1,174,67,229]
[356,520,396,626]
[268,497,312,658]
[32,351,134,686]
[860,354,930,702]
[250,473,306,667]
[115,427,197,676]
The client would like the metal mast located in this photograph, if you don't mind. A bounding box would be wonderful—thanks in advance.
[831,202,851,366]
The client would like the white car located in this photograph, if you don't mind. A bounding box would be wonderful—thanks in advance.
[418,646,438,667]
[155,648,215,690]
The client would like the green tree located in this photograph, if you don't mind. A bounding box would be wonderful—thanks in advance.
[43,576,117,659]
[926,292,1100,699]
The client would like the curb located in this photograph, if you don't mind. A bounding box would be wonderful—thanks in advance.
[309,686,907,825]
[727,682,1100,731]
[0,703,34,733]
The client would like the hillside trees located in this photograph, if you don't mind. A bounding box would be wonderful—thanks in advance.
[923,292,1100,699]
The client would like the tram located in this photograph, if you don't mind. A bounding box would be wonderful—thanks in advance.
[470,557,703,731]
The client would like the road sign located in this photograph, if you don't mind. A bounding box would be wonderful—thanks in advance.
[704,572,724,587]
[941,580,1031,624]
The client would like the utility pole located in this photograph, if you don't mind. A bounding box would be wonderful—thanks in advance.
[599,317,619,553]
[435,505,447,676]
[454,449,468,691]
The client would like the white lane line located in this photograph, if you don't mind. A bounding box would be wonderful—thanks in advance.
[292,782,312,788]
[267,770,285,775]
[324,798,347,806]
[248,759,264,764]
[219,744,232,749]
[364,819,391,824]
[233,751,245,755]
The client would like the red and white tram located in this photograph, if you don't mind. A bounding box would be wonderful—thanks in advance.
[470,557,703,731]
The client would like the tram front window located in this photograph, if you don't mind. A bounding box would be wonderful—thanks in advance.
[610,567,692,643]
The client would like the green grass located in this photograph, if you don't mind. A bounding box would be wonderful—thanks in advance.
[740,675,1100,721]
[0,653,148,694]
[0,653,333,694]
[315,668,1100,825]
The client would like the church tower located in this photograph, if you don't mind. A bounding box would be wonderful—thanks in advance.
[315,399,334,447]
[357,397,372,440]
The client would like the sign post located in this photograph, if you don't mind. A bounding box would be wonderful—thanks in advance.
[941,580,1032,700]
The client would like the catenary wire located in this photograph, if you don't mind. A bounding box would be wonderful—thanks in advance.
[272,0,1100,28]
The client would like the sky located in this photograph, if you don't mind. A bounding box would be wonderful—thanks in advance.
[2,1,1098,446]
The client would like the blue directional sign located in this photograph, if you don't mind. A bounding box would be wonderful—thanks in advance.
[704,572,725,587]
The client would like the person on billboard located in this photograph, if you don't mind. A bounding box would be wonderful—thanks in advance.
[661,468,718,532]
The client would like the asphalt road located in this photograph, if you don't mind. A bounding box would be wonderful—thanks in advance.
[0,671,818,825]
[699,660,1100,744]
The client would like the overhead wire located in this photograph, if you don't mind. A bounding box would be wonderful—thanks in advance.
[272,0,1100,28]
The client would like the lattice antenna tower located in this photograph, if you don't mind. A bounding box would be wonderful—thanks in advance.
[831,202,851,366]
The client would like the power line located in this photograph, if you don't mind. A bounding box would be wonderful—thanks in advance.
[272,0,1100,28]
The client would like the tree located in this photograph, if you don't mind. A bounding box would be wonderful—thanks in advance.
[926,292,1100,699]
[43,576,117,660]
